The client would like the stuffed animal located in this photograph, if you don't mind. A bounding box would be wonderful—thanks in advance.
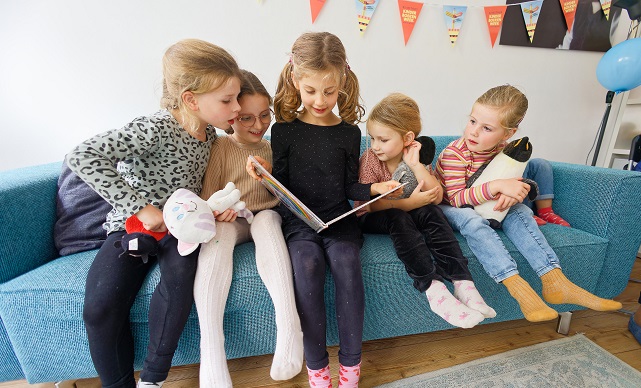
[466,136,538,229]
[163,182,254,256]
[114,214,167,263]
[391,136,436,199]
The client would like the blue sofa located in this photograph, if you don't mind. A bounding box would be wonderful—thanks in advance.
[1,136,641,383]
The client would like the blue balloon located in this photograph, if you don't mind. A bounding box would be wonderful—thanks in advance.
[596,37,641,93]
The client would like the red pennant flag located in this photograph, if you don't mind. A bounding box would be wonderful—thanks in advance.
[484,6,507,48]
[398,0,424,45]
[310,0,326,24]
[559,0,578,31]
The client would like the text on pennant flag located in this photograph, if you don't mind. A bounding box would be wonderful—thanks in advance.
[558,0,578,31]
[398,0,424,45]
[443,5,468,46]
[356,0,380,34]
[520,0,543,42]
[310,0,326,24]
[484,6,507,48]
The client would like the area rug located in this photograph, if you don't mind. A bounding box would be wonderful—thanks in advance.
[377,334,641,387]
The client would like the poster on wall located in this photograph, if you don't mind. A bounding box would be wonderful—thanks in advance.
[499,0,621,51]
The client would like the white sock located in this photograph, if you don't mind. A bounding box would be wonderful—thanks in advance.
[137,380,164,387]
[194,222,239,388]
[252,211,304,380]
[426,280,484,328]
[453,280,497,318]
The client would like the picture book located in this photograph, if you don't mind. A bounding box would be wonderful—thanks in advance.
[249,155,407,233]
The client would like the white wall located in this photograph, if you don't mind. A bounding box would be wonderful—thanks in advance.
[0,0,632,171]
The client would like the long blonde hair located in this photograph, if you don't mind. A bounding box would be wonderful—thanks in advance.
[475,85,529,130]
[161,39,242,134]
[368,93,421,138]
[274,32,364,125]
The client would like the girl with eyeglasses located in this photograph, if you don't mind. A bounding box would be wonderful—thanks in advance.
[195,70,303,387]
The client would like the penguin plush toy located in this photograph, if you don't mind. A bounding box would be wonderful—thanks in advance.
[465,137,538,229]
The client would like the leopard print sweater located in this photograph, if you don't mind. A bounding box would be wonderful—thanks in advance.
[66,110,216,234]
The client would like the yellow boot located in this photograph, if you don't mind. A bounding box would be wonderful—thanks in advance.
[503,274,558,322]
[541,268,622,311]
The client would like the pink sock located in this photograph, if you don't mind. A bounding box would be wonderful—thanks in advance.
[308,365,332,387]
[453,280,497,318]
[338,363,361,387]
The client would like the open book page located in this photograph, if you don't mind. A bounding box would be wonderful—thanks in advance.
[249,155,406,233]
[249,156,327,232]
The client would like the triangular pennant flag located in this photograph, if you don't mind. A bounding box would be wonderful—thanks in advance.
[398,0,424,45]
[520,0,543,43]
[356,0,380,34]
[600,0,611,20]
[484,6,507,48]
[443,5,468,47]
[559,0,578,31]
[310,0,326,24]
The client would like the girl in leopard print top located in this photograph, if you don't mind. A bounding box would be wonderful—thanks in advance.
[66,39,242,388]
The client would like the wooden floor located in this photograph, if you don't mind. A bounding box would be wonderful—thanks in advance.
[4,256,641,388]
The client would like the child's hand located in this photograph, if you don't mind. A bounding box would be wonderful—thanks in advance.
[490,178,530,203]
[136,205,167,233]
[493,193,519,212]
[246,156,271,181]
[372,180,402,199]
[214,209,238,223]
[402,140,422,168]
[409,181,441,206]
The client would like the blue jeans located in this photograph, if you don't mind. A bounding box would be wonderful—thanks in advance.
[439,204,560,283]
[523,158,554,209]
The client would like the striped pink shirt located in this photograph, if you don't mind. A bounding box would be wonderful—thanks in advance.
[435,137,505,208]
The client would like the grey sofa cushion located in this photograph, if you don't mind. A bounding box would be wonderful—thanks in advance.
[54,161,111,256]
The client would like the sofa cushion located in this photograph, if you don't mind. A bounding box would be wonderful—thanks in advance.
[54,162,112,256]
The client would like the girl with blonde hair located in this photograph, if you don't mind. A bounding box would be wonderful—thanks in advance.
[68,39,242,388]
[436,85,621,323]
[251,31,398,387]
[356,93,495,329]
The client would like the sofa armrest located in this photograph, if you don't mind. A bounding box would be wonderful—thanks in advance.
[0,163,62,284]
[551,162,641,297]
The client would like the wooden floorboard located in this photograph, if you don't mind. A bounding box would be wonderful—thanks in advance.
[3,257,640,387]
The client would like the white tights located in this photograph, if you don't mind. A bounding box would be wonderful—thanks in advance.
[193,210,303,387]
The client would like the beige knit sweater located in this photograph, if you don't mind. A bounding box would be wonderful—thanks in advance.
[201,136,278,212]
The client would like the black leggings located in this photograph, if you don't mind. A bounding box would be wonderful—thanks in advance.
[358,205,472,292]
[288,238,364,370]
[83,231,198,387]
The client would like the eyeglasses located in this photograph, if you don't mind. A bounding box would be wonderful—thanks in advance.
[235,109,273,128]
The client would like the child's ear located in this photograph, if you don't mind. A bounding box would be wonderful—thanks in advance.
[291,72,300,90]
[404,132,415,146]
[503,128,517,141]
[182,91,198,111]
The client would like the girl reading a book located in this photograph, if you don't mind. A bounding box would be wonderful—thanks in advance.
[356,93,495,329]
[264,32,398,387]
[195,70,303,387]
